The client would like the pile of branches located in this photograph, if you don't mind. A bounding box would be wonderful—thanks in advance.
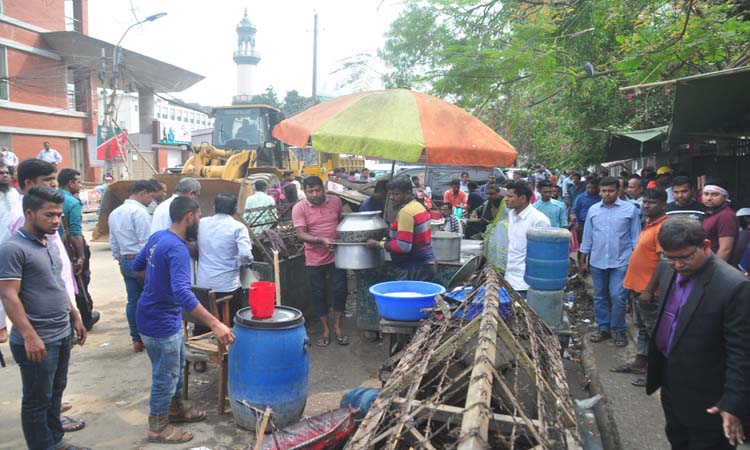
[346,267,580,450]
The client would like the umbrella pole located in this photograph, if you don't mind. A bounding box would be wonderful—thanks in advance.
[383,160,397,221]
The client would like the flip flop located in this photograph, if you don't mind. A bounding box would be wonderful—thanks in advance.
[631,377,647,387]
[315,336,330,347]
[61,416,86,432]
[61,401,73,413]
[335,335,350,346]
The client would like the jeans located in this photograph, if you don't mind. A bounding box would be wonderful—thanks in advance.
[396,262,437,282]
[10,334,72,450]
[632,290,660,356]
[590,265,628,332]
[119,258,144,343]
[141,331,185,416]
[307,263,347,318]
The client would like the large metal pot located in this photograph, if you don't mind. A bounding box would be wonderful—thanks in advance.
[432,231,462,262]
[337,212,388,243]
[334,243,384,270]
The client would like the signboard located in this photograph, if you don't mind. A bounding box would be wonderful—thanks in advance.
[96,125,128,161]
[158,119,191,145]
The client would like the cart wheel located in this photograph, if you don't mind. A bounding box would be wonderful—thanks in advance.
[361,330,380,343]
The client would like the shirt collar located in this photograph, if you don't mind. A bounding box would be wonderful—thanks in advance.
[646,214,668,227]
[124,198,147,209]
[512,204,534,219]
[17,229,46,246]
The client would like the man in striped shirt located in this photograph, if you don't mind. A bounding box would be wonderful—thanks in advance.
[367,177,436,281]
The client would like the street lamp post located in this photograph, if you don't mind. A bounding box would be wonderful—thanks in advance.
[104,12,166,177]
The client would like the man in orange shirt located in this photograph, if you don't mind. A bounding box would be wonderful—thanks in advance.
[443,179,467,209]
[611,188,668,386]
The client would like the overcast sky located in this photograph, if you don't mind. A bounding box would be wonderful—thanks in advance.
[88,0,402,106]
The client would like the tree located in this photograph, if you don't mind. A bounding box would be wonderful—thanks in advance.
[250,86,281,109]
[281,90,314,117]
[373,0,750,166]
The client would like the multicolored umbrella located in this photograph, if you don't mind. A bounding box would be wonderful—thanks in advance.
[272,89,517,167]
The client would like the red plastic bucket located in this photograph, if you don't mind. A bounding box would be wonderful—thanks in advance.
[248,281,275,319]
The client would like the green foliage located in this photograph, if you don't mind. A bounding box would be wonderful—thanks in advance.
[250,86,281,109]
[281,90,314,117]
[377,0,750,167]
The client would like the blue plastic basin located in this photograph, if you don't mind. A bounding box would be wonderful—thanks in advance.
[369,281,446,321]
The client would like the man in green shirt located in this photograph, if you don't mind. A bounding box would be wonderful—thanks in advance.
[58,169,99,330]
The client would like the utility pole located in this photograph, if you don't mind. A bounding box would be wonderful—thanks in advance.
[312,12,318,104]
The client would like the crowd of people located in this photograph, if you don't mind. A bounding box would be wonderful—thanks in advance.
[1,154,750,448]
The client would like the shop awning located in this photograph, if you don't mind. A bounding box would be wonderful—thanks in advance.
[671,68,750,137]
[606,126,668,162]
[42,31,204,93]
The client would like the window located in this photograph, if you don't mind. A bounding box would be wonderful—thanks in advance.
[0,46,8,100]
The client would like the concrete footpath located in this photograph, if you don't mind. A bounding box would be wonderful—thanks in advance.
[577,275,750,450]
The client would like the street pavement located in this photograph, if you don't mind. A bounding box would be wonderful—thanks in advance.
[0,239,384,450]
[578,274,750,450]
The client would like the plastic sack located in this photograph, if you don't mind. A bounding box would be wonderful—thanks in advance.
[248,407,358,450]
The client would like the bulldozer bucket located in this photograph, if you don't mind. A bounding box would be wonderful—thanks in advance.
[92,174,242,241]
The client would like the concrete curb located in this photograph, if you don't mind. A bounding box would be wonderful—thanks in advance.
[580,337,623,450]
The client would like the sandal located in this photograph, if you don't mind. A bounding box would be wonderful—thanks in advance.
[613,331,628,347]
[61,401,73,413]
[610,363,646,374]
[147,425,193,444]
[61,444,92,450]
[168,406,207,423]
[589,330,611,343]
[315,336,331,347]
[335,334,350,346]
[631,377,647,387]
[61,416,86,432]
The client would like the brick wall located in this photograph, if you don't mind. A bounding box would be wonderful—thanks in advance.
[12,135,70,165]
[3,0,66,31]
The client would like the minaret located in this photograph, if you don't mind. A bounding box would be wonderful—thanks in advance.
[233,9,260,104]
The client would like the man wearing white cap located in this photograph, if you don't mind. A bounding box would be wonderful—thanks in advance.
[702,182,738,262]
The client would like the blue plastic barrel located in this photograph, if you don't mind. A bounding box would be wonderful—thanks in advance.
[524,227,571,290]
[228,306,310,430]
[526,288,564,329]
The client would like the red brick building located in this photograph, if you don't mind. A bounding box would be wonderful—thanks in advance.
[0,0,98,177]
[1,0,203,181]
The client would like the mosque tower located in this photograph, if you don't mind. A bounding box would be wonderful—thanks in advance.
[233,9,260,104]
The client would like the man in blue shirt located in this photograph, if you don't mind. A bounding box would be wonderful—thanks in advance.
[580,177,641,347]
[534,180,568,228]
[58,168,99,330]
[133,196,235,444]
[359,179,387,216]
[571,179,601,244]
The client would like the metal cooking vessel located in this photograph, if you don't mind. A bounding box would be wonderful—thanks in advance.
[337,211,388,243]
[432,231,462,262]
[334,243,384,270]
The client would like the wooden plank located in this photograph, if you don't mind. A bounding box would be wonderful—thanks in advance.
[408,426,438,450]
[457,269,501,450]
[390,398,541,433]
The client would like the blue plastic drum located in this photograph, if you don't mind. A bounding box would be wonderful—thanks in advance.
[524,227,571,291]
[228,306,309,430]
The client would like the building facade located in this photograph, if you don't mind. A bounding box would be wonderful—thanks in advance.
[0,0,98,176]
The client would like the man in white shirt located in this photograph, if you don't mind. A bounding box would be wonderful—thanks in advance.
[1,146,19,175]
[504,180,551,296]
[196,194,253,341]
[150,177,200,235]
[243,180,278,234]
[0,161,20,342]
[108,180,157,352]
[36,142,63,166]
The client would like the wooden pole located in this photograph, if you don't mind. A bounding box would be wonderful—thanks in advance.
[272,248,281,305]
[253,407,272,450]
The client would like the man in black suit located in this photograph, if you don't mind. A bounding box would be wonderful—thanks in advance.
[646,217,750,449]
